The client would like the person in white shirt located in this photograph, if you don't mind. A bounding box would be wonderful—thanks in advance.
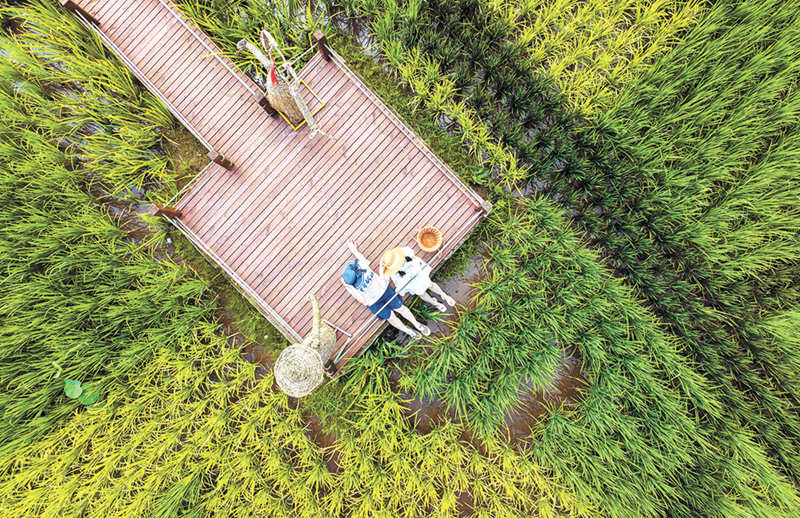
[341,241,430,338]
[382,247,456,312]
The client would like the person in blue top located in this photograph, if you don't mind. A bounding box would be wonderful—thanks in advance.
[341,241,430,338]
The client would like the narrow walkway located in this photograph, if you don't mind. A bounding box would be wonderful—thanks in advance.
[70,0,489,368]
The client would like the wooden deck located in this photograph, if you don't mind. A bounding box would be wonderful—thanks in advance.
[68,0,489,369]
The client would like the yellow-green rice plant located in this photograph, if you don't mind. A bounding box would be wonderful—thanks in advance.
[0,325,593,517]
[174,0,327,80]
[497,0,706,115]
[1,1,175,194]
[0,114,213,461]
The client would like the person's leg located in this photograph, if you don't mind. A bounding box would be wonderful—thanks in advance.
[394,305,430,335]
[387,312,419,338]
[419,291,447,312]
[429,282,456,307]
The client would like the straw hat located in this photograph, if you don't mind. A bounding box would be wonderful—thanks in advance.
[274,343,324,398]
[417,226,443,252]
[382,247,405,276]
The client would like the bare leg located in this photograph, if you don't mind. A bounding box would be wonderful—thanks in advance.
[387,313,419,338]
[429,282,456,307]
[394,306,430,336]
[419,291,447,312]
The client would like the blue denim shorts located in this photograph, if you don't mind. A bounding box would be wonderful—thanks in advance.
[367,285,403,320]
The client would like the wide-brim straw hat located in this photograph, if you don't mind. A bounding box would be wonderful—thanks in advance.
[274,344,324,398]
[382,247,405,276]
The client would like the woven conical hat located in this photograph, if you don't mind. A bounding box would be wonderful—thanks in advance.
[274,343,324,397]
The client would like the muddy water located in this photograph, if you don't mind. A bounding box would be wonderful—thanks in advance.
[504,351,586,446]
[395,349,586,448]
[304,413,343,473]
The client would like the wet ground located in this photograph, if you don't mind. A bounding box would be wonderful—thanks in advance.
[304,413,343,473]
[503,350,586,444]
[395,349,586,447]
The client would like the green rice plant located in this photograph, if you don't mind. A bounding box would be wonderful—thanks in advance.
[340,0,800,490]
[0,99,214,461]
[0,4,175,195]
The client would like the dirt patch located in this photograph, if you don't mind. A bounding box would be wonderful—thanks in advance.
[403,391,456,434]
[163,128,209,188]
[455,490,476,516]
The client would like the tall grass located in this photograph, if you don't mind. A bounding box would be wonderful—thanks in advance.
[0,336,589,517]
[492,0,705,115]
[338,0,800,489]
[0,3,212,457]
[0,2,175,194]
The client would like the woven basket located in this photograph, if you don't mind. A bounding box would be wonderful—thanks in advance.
[274,344,324,398]
[417,226,443,252]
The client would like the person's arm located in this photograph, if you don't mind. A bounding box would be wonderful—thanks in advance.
[378,256,388,280]
[346,240,369,266]
[342,279,365,304]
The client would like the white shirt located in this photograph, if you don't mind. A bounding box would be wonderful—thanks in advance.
[343,256,388,306]
[390,247,432,296]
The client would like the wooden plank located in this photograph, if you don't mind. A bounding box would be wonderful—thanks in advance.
[193,70,356,242]
[138,52,244,134]
[75,0,120,24]
[253,99,452,295]
[113,5,187,66]
[205,64,367,249]
[215,81,378,263]
[80,0,134,30]
[277,165,463,328]
[102,2,168,46]
[174,162,227,212]
[245,130,423,306]
[221,97,392,275]
[107,3,249,143]
[184,53,331,209]
[174,61,331,222]
[72,0,489,368]
[253,149,437,311]
[240,134,438,313]
[280,180,469,317]
[256,127,431,306]
[276,166,473,325]
[128,25,230,104]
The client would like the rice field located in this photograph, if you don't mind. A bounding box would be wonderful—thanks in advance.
[1,0,799,516]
